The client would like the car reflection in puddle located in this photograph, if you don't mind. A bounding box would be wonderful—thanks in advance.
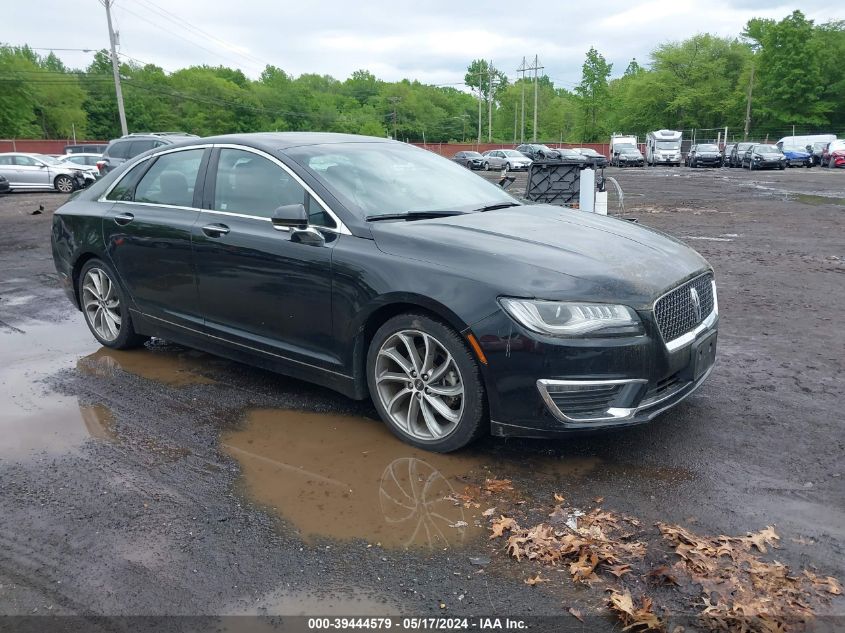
[222,409,488,549]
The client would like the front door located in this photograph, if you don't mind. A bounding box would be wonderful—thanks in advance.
[192,147,339,368]
[12,155,52,187]
[102,147,209,328]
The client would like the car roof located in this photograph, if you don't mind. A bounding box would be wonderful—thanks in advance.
[163,132,396,153]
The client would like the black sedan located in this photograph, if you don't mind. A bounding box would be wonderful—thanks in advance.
[451,150,485,170]
[52,133,718,452]
[742,144,787,170]
[0,174,9,194]
[686,144,722,168]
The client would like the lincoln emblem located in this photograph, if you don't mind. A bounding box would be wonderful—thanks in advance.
[690,287,702,321]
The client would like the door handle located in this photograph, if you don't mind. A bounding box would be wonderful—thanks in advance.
[202,223,230,237]
[114,212,135,225]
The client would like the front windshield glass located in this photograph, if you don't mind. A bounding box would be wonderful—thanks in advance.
[502,150,524,157]
[621,148,640,155]
[577,149,598,156]
[656,141,680,149]
[537,145,553,152]
[783,146,805,152]
[288,142,518,219]
[698,144,719,152]
[35,154,61,165]
[464,152,482,158]
[755,145,780,153]
[737,143,754,150]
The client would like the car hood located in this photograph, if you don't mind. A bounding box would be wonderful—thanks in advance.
[370,205,710,308]
[755,152,783,159]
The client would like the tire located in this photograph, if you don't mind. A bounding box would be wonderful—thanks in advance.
[367,313,487,452]
[54,174,74,193]
[830,158,835,169]
[78,258,148,349]
[779,164,785,170]
[505,162,512,171]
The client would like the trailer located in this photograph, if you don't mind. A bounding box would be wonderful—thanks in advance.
[645,130,683,166]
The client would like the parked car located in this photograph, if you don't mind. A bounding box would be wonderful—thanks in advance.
[612,146,644,167]
[572,148,608,167]
[728,142,755,168]
[0,152,87,192]
[781,145,813,168]
[65,144,108,155]
[823,140,845,168]
[555,148,588,164]
[481,149,532,171]
[685,144,722,168]
[810,142,829,166]
[98,132,199,175]
[0,174,10,194]
[451,151,485,170]
[52,132,718,452]
[722,143,736,165]
[516,143,560,161]
[742,144,786,170]
[59,153,102,184]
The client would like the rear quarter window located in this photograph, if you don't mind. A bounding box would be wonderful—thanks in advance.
[106,141,131,159]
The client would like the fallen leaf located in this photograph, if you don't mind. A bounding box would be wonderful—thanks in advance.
[484,479,514,493]
[554,493,565,503]
[524,574,550,586]
[608,564,633,578]
[567,607,584,622]
[647,565,678,586]
[481,507,496,517]
[744,525,780,553]
[594,496,605,504]
[607,589,662,631]
[490,516,518,539]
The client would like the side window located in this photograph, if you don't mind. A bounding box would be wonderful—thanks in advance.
[128,140,158,158]
[133,149,204,207]
[106,160,150,201]
[107,141,130,159]
[0,156,12,165]
[14,155,40,166]
[212,149,336,228]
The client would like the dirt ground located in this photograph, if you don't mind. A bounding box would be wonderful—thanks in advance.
[0,165,843,630]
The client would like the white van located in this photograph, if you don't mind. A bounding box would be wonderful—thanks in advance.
[776,134,836,151]
[645,130,683,166]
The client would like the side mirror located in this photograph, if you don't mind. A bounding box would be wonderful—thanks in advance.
[271,203,308,230]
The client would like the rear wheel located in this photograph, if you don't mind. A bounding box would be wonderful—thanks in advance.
[78,259,148,349]
[367,313,486,452]
[54,175,74,193]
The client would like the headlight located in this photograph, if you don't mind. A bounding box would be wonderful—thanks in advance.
[499,298,641,336]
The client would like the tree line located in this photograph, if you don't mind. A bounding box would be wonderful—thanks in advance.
[1,10,842,144]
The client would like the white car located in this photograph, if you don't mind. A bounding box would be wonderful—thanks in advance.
[58,153,102,184]
[481,149,532,171]
[0,153,88,192]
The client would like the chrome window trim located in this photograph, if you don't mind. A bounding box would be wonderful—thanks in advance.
[98,143,351,236]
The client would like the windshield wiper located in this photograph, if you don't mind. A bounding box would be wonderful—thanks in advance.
[366,210,466,221]
[474,202,521,212]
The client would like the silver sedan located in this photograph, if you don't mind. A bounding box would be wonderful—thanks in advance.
[481,149,532,171]
[0,153,87,192]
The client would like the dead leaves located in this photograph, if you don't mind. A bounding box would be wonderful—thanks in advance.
[523,573,550,586]
[489,516,518,539]
[483,478,513,494]
[608,589,663,631]
[567,607,584,622]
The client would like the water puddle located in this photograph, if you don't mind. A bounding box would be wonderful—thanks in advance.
[222,409,490,549]
[0,317,116,459]
[79,344,218,386]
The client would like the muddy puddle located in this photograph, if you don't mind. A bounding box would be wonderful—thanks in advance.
[0,317,113,458]
[222,409,606,550]
[78,343,218,386]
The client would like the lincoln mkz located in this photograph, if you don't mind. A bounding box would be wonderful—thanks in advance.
[52,133,718,452]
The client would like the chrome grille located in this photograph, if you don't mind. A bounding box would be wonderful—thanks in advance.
[654,274,714,343]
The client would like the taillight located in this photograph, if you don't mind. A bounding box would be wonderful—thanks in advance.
[96,160,106,172]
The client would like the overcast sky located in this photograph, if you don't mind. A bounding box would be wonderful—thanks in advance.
[7,1,844,90]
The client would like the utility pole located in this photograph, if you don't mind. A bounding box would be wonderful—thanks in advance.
[389,97,400,139]
[488,60,494,143]
[103,0,128,136]
[524,55,544,142]
[517,57,527,143]
[743,62,755,141]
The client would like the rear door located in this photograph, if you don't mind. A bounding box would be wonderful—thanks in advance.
[102,146,210,327]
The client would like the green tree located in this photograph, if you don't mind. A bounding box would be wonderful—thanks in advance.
[575,47,612,141]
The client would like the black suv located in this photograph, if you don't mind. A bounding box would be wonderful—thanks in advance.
[98,132,198,175]
[516,144,561,161]
[686,144,722,168]
[728,142,754,168]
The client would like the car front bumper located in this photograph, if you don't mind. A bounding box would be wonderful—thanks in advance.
[753,159,786,169]
[472,302,719,438]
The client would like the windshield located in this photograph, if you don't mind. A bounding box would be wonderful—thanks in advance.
[656,141,680,149]
[288,142,518,219]
[464,152,482,158]
[576,148,598,156]
[783,146,805,152]
[537,145,554,152]
[502,150,524,157]
[737,143,754,151]
[621,148,641,155]
[698,144,719,152]
[755,145,780,153]
[34,154,61,165]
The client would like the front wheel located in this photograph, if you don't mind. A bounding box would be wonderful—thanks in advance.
[483,162,489,171]
[54,174,74,193]
[78,259,148,349]
[367,314,486,452]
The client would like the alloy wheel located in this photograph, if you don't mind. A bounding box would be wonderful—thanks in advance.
[56,176,74,193]
[374,329,464,441]
[82,268,122,342]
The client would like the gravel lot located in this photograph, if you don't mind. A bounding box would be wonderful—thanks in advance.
[0,165,843,629]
